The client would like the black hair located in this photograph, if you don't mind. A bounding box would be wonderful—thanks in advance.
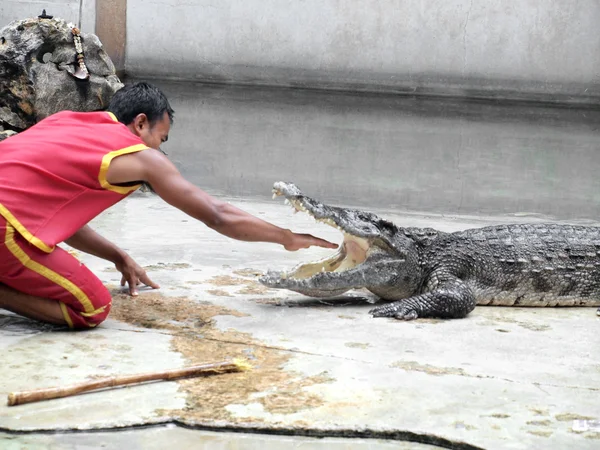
[108,81,174,126]
[108,82,174,194]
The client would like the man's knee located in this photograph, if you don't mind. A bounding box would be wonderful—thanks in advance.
[66,286,112,329]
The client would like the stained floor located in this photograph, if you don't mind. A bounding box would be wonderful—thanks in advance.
[1,193,599,449]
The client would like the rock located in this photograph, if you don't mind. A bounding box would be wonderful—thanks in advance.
[0,130,17,142]
[0,15,123,131]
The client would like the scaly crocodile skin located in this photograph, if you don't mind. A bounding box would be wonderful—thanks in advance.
[259,182,600,320]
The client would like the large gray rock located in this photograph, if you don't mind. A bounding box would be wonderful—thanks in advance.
[0,15,122,132]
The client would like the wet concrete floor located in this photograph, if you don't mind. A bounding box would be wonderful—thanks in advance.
[1,193,599,449]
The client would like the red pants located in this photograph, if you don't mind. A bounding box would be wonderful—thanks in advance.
[0,216,111,329]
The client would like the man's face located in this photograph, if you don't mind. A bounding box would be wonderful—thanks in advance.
[135,111,171,151]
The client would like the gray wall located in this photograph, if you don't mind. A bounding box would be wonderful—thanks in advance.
[2,2,600,218]
[151,80,600,220]
[0,0,96,32]
[4,1,600,103]
[126,0,600,103]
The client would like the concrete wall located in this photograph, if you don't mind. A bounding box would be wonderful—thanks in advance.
[95,0,126,73]
[0,0,96,32]
[151,80,600,220]
[2,2,600,218]
[4,1,600,103]
[126,0,600,103]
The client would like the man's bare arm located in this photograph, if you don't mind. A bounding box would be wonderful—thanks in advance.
[65,225,127,263]
[107,149,337,251]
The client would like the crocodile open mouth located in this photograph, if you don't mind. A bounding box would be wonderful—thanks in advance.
[269,183,375,280]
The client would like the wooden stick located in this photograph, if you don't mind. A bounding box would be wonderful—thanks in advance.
[7,359,251,406]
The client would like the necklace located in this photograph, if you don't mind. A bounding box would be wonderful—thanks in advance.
[70,27,90,81]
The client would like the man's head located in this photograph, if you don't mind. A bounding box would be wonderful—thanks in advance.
[108,82,174,150]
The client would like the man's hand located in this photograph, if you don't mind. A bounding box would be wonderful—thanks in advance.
[283,232,338,252]
[65,226,160,296]
[115,254,160,296]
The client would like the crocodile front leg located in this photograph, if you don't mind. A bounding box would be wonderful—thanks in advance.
[369,273,476,320]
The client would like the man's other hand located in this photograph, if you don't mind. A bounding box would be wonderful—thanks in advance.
[115,254,160,296]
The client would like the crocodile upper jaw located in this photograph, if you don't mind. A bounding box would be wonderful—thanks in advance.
[260,182,389,290]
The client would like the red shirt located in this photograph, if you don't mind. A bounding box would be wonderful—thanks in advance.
[0,110,149,253]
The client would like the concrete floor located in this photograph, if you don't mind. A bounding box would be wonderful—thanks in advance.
[1,193,599,449]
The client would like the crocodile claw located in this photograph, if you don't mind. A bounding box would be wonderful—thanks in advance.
[369,302,419,320]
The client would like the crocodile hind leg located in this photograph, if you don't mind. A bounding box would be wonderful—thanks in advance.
[369,274,476,320]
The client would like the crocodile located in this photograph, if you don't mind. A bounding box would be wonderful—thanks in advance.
[259,181,600,320]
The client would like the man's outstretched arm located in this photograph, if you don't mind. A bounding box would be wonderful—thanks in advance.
[108,149,338,251]
[65,225,159,295]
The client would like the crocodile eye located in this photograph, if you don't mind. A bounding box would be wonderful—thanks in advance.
[359,222,378,233]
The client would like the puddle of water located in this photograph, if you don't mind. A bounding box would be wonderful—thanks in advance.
[572,419,600,432]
